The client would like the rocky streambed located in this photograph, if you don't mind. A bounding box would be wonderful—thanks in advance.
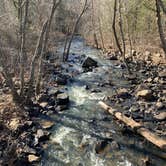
[39,37,166,166]
[0,37,165,166]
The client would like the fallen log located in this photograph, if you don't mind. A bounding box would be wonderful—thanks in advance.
[99,101,166,152]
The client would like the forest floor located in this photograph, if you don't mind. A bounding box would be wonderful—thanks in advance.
[0,35,166,165]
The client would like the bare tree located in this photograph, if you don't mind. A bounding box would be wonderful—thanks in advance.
[112,0,131,74]
[63,0,88,61]
[91,0,99,49]
[0,48,22,103]
[36,0,62,95]
[19,0,29,96]
[26,20,48,100]
[156,0,166,57]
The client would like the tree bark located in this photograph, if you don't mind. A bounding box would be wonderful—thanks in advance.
[112,0,131,74]
[64,0,88,61]
[36,0,61,95]
[20,0,29,96]
[26,20,48,100]
[156,0,166,57]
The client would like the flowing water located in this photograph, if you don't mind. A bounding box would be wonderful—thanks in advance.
[41,37,166,166]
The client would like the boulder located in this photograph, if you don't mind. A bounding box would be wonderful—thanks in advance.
[82,57,98,68]
[57,93,69,105]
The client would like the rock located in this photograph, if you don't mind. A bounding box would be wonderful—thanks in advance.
[159,71,166,78]
[154,112,166,120]
[39,102,48,108]
[55,105,68,112]
[125,74,136,81]
[154,77,159,82]
[117,88,131,99]
[36,129,50,142]
[8,118,20,130]
[109,54,118,60]
[90,88,102,93]
[23,146,36,154]
[144,51,151,57]
[37,94,49,102]
[36,129,44,138]
[28,155,40,163]
[82,57,98,68]
[57,93,69,105]
[55,74,68,85]
[146,78,153,83]
[132,50,137,56]
[110,141,120,150]
[156,102,164,110]
[48,87,59,96]
[40,120,54,129]
[95,140,111,154]
[136,89,154,101]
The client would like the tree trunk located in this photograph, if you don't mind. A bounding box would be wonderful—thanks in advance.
[36,0,61,95]
[112,0,131,74]
[92,0,99,49]
[98,16,105,51]
[26,20,48,100]
[64,0,88,61]
[20,0,29,96]
[156,0,166,57]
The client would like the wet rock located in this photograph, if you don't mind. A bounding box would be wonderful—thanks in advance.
[110,141,120,150]
[90,88,102,93]
[55,105,68,112]
[28,154,40,163]
[117,88,131,99]
[136,89,154,101]
[35,129,50,142]
[84,85,90,90]
[40,120,54,129]
[57,93,69,105]
[48,87,59,96]
[55,74,68,85]
[37,94,49,102]
[125,74,136,81]
[95,140,111,154]
[109,54,118,60]
[39,102,48,108]
[23,146,36,154]
[82,57,98,68]
[154,112,166,120]
[129,106,140,112]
